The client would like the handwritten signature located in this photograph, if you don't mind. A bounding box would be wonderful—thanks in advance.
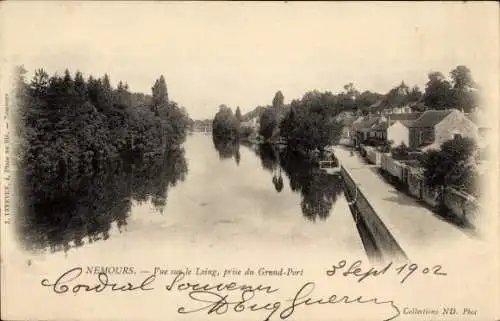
[175,281,400,321]
[41,268,401,321]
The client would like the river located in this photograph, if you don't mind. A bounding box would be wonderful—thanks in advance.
[18,133,368,262]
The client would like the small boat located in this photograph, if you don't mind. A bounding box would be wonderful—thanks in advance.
[319,147,341,174]
[319,160,341,174]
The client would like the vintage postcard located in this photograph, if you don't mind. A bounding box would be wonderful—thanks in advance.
[1,1,499,321]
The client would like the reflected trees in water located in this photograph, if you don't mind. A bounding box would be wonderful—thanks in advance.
[256,143,284,193]
[255,144,343,221]
[212,136,241,166]
[17,149,188,255]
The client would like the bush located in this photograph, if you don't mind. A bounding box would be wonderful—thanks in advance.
[364,137,387,147]
[420,136,479,196]
[391,142,410,160]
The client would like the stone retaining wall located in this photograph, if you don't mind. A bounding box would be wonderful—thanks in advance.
[341,165,407,259]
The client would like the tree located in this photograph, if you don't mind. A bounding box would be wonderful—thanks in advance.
[259,108,278,141]
[422,72,453,110]
[114,81,132,109]
[420,136,478,195]
[212,104,239,140]
[74,71,87,103]
[101,73,113,107]
[449,65,479,112]
[30,68,49,98]
[152,75,169,112]
[272,90,284,109]
[450,65,476,90]
[235,106,242,122]
[343,83,359,98]
[356,90,383,113]
[279,91,343,153]
[384,81,410,108]
[338,83,360,111]
[407,86,423,103]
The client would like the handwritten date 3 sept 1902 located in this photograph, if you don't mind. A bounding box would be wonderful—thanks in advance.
[326,259,447,284]
[40,260,448,321]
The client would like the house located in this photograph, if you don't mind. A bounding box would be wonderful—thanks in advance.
[372,99,425,116]
[369,118,390,140]
[385,113,423,147]
[352,115,387,145]
[381,105,413,115]
[387,120,414,147]
[241,117,260,131]
[408,109,479,150]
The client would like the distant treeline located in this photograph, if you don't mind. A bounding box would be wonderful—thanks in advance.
[212,65,480,155]
[244,65,480,121]
[211,90,343,153]
[13,66,190,190]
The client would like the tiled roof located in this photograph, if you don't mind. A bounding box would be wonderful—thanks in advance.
[385,113,422,121]
[410,110,453,128]
[355,116,381,131]
[357,116,392,132]
[387,119,416,128]
[372,121,390,131]
[400,120,415,128]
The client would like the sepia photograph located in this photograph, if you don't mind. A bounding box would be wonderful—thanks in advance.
[1,2,499,321]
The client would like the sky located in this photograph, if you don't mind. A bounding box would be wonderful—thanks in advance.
[1,2,498,119]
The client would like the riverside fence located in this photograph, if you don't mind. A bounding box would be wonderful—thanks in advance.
[360,145,481,225]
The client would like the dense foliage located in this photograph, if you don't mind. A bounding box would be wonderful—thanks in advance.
[13,66,190,252]
[241,64,480,136]
[391,142,411,160]
[420,136,479,196]
[212,104,240,140]
[259,108,279,140]
[14,67,189,185]
[422,66,480,112]
[279,91,343,153]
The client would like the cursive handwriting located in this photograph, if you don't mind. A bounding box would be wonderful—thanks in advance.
[165,271,279,294]
[41,269,401,320]
[326,260,447,284]
[41,267,156,294]
[177,281,400,321]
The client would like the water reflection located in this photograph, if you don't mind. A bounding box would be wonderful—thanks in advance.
[254,144,344,222]
[212,136,241,165]
[17,148,188,255]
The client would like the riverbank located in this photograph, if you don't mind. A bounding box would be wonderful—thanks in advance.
[335,146,479,262]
